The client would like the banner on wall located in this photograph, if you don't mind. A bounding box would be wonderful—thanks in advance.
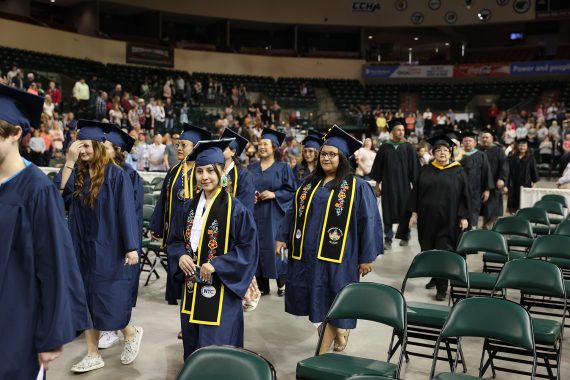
[510,60,570,76]
[363,65,453,79]
[126,43,174,68]
[453,63,510,77]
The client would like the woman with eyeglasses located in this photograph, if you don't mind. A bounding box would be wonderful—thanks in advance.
[293,132,323,187]
[276,125,383,354]
[168,139,258,359]
[248,128,296,297]
[408,134,470,301]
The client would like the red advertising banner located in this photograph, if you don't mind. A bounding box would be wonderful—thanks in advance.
[453,64,510,77]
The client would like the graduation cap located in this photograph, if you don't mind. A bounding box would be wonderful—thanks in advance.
[180,123,212,144]
[322,124,362,157]
[441,128,462,142]
[461,131,479,140]
[480,127,495,136]
[76,120,109,142]
[307,130,324,140]
[67,119,78,131]
[0,83,44,134]
[261,128,286,146]
[221,128,249,156]
[427,134,455,148]
[387,119,404,132]
[515,137,529,144]
[302,135,322,150]
[106,123,135,152]
[186,139,235,166]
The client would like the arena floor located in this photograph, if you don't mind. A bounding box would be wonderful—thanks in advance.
[49,182,569,380]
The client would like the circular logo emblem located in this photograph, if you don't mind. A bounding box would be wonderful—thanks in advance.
[444,11,458,24]
[295,229,302,239]
[327,227,343,244]
[177,188,185,201]
[201,285,217,298]
[428,0,441,10]
[411,11,424,25]
[394,0,408,11]
[478,9,492,22]
[513,0,530,13]
[496,0,509,6]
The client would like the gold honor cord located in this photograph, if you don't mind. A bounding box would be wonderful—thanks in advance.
[431,161,461,170]
[291,180,322,260]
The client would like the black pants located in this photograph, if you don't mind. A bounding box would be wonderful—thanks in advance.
[257,275,286,293]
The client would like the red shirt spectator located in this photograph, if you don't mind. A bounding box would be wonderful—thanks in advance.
[46,82,61,105]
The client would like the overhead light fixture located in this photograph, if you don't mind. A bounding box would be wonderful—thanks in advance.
[408,47,413,51]
[445,42,450,46]
[414,37,419,41]
[51,0,55,2]
[368,35,373,39]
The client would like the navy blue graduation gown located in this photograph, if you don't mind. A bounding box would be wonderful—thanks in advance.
[233,165,256,215]
[278,178,383,329]
[0,164,90,379]
[60,164,140,331]
[125,164,145,307]
[292,164,315,188]
[248,161,296,279]
[168,194,258,359]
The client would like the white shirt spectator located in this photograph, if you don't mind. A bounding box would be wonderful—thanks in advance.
[73,81,90,100]
[423,111,432,120]
[515,126,528,139]
[148,143,166,171]
[537,126,549,141]
[43,102,54,118]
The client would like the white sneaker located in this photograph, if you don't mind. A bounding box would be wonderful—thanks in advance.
[70,354,105,373]
[98,331,120,349]
[121,326,143,365]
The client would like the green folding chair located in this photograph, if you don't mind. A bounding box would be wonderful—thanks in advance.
[482,216,534,273]
[176,346,276,380]
[388,250,468,372]
[517,207,551,236]
[151,176,165,185]
[429,297,537,380]
[554,219,570,237]
[485,259,566,380]
[346,376,400,380]
[143,193,155,205]
[450,230,508,303]
[541,194,568,210]
[534,200,565,226]
[140,205,160,283]
[525,235,570,327]
[296,283,406,380]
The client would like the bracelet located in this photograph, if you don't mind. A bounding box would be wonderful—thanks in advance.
[65,165,74,170]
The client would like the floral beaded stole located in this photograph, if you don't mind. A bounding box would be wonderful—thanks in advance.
[181,188,231,326]
[291,176,356,263]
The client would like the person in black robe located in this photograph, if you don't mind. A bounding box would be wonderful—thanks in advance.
[0,84,90,379]
[507,138,539,213]
[460,131,494,227]
[478,128,509,228]
[370,120,418,249]
[409,134,470,301]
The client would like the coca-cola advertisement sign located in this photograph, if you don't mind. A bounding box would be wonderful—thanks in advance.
[453,64,510,77]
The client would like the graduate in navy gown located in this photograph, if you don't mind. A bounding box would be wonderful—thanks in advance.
[57,120,144,372]
[221,127,256,214]
[168,139,258,359]
[98,124,144,349]
[0,84,90,379]
[150,124,212,305]
[277,125,383,354]
[248,128,296,296]
[292,132,323,187]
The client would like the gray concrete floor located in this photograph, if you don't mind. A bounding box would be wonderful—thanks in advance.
[49,227,570,380]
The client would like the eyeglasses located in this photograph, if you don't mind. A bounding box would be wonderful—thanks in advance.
[320,151,339,159]
[434,147,450,153]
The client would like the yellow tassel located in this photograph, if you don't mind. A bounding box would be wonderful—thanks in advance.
[183,161,189,199]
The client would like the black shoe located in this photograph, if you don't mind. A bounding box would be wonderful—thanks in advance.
[277,286,285,297]
[399,240,409,247]
[384,240,392,250]
[435,291,447,301]
[425,279,437,289]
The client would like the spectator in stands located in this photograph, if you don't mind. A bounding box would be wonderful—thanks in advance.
[127,103,141,130]
[507,138,539,214]
[537,122,549,141]
[193,80,203,104]
[299,82,308,96]
[39,122,52,166]
[547,102,558,126]
[11,69,24,89]
[549,120,560,137]
[417,144,431,166]
[0,71,6,85]
[405,112,415,135]
[557,161,570,189]
[231,85,239,106]
[214,78,224,104]
[375,112,387,135]
[179,102,189,125]
[109,102,124,126]
[378,127,390,143]
[120,92,132,114]
[153,99,166,132]
[110,83,123,100]
[354,138,376,179]
[46,81,61,109]
[163,78,172,100]
[24,73,35,90]
[87,75,99,100]
[436,112,446,128]
[27,82,39,96]
[29,129,46,166]
[140,78,151,100]
[6,64,18,83]
[423,108,433,137]
[164,97,174,131]
[503,120,516,146]
[49,118,64,154]
[148,133,166,172]
[94,91,108,121]
[175,76,185,95]
[163,132,178,170]
[73,77,90,119]
[43,94,55,118]
[535,103,545,123]
[238,83,248,105]
[415,110,424,138]
[515,122,529,140]
[488,104,499,126]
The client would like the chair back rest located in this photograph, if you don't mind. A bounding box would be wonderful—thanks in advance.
[554,220,570,237]
[144,194,155,205]
[143,204,154,222]
[455,230,508,257]
[404,250,468,286]
[441,297,535,352]
[492,216,533,238]
[151,176,164,185]
[541,194,568,209]
[176,346,274,380]
[495,259,566,298]
[326,283,406,332]
[527,235,570,260]
[534,200,565,217]
[345,376,397,380]
[516,207,550,226]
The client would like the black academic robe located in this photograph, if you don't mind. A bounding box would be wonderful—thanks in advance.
[409,163,471,251]
[0,163,90,379]
[125,164,144,307]
[370,141,418,225]
[460,150,494,226]
[507,155,539,210]
[480,145,509,218]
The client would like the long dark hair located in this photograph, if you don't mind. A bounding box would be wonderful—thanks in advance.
[513,142,533,160]
[307,151,353,190]
[272,142,282,161]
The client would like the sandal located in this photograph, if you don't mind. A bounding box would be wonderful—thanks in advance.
[333,329,351,352]
[243,299,259,312]
[177,331,183,340]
